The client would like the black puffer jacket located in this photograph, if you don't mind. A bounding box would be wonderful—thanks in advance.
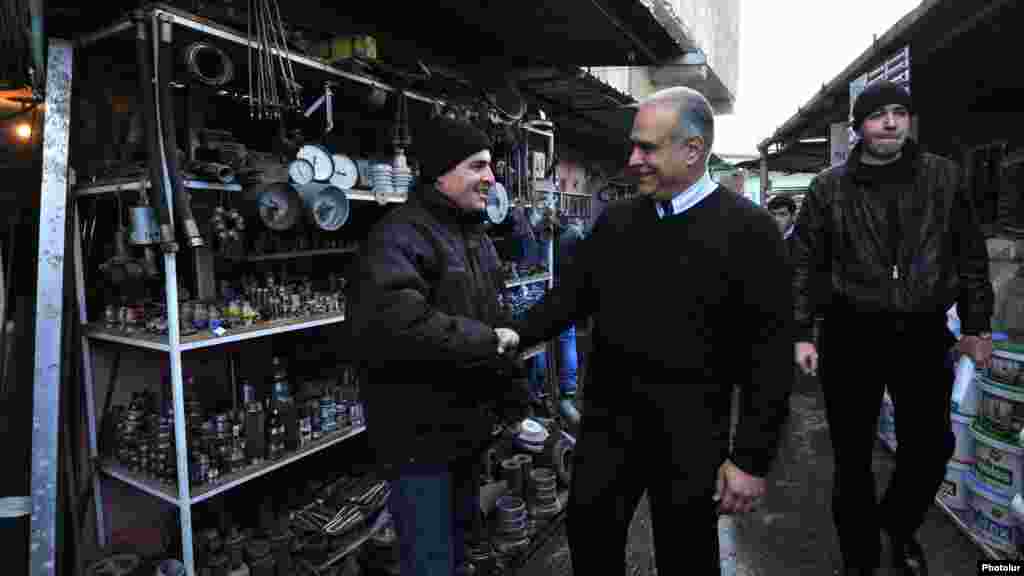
[791,139,993,341]
[351,185,528,467]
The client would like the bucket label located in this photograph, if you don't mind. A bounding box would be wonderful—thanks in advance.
[977,457,1014,489]
[974,507,1014,546]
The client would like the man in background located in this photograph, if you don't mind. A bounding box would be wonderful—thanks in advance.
[791,80,993,576]
[767,194,797,241]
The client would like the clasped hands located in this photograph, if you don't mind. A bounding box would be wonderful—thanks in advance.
[494,328,520,355]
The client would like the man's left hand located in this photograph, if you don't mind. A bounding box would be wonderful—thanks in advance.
[959,334,993,370]
[714,459,766,515]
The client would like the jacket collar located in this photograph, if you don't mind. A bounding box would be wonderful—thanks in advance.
[411,184,487,233]
[846,138,920,184]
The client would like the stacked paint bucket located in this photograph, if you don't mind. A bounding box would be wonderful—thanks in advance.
[966,349,1024,553]
[941,353,977,513]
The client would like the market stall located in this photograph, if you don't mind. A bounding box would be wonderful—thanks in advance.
[65,4,583,575]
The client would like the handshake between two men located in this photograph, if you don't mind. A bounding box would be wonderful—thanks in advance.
[494,327,521,356]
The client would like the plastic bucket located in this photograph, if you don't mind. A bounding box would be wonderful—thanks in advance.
[991,349,1024,387]
[970,421,1024,498]
[977,375,1024,444]
[966,472,1023,553]
[939,460,971,510]
[951,412,975,464]
[952,363,981,417]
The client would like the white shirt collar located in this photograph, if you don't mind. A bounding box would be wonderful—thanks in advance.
[656,170,717,219]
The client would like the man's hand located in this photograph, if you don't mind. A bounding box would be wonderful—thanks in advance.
[959,334,993,370]
[795,341,818,376]
[714,459,766,515]
[495,328,520,355]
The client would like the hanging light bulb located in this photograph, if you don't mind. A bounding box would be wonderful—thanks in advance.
[15,123,32,141]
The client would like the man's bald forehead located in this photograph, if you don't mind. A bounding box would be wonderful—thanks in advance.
[639,86,712,114]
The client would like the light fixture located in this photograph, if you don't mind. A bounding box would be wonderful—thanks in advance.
[15,123,32,141]
[799,137,828,144]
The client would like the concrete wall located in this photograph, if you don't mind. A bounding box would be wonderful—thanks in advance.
[588,0,740,106]
[663,0,740,99]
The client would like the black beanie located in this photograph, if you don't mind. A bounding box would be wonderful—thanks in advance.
[415,116,492,184]
[851,80,912,131]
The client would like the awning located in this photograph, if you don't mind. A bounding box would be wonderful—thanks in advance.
[756,0,1021,171]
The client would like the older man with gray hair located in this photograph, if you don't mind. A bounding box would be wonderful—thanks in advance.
[510,86,793,574]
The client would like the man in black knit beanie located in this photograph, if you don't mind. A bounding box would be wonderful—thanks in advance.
[352,115,528,576]
[510,86,794,575]
[792,80,993,576]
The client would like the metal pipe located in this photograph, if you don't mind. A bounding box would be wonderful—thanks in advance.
[135,13,176,249]
[28,0,44,91]
[157,18,204,248]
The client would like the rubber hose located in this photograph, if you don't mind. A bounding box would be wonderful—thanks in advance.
[157,20,203,248]
[134,14,175,249]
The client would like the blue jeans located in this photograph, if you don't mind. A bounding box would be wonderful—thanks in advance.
[389,460,480,576]
[527,325,578,398]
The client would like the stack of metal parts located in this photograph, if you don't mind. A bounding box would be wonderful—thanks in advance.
[529,468,561,527]
[114,392,179,484]
[104,273,347,337]
[493,495,529,555]
[291,477,390,537]
[503,282,547,321]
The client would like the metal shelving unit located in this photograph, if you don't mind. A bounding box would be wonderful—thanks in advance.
[73,7,407,576]
[73,6,559,574]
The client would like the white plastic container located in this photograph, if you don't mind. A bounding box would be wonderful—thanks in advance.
[940,460,971,510]
[951,412,975,464]
[967,472,1023,553]
[970,421,1024,498]
[952,356,980,417]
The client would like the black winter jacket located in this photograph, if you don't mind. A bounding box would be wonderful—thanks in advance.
[791,140,993,342]
[350,185,527,467]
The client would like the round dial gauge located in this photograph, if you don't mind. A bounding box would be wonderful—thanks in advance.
[255,182,302,231]
[486,182,510,224]
[287,158,315,186]
[329,154,359,190]
[296,144,334,182]
[308,185,350,231]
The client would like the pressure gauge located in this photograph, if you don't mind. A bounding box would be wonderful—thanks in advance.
[288,158,315,186]
[486,182,510,224]
[329,154,359,190]
[297,144,334,182]
[255,182,303,231]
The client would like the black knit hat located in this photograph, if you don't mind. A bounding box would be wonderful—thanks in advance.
[851,80,912,131]
[415,116,492,184]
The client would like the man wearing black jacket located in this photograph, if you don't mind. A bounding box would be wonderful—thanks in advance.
[791,80,994,576]
[512,86,793,575]
[351,117,526,576]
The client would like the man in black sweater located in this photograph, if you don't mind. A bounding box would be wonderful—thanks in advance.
[791,81,993,576]
[512,86,793,574]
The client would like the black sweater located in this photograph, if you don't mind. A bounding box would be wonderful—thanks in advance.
[514,188,794,477]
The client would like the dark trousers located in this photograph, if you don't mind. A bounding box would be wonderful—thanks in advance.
[389,457,483,576]
[567,384,727,575]
[820,313,956,569]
